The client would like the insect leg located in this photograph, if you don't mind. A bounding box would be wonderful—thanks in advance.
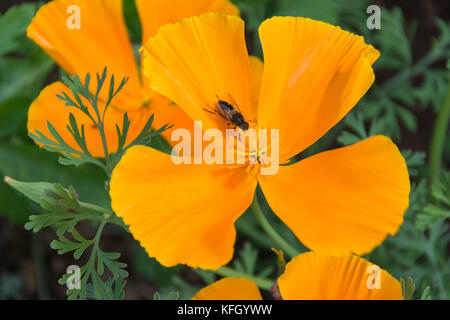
[203,108,216,114]
[204,106,229,123]
[215,110,228,121]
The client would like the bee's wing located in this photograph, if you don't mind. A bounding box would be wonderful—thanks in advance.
[203,102,228,120]
[222,92,244,114]
[202,97,221,114]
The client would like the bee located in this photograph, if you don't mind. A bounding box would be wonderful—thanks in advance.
[204,95,249,131]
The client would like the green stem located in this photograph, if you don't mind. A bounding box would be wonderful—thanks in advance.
[79,202,128,230]
[93,221,107,249]
[79,201,113,215]
[215,266,274,291]
[90,99,111,175]
[97,122,111,174]
[429,80,450,185]
[251,195,299,258]
[236,219,275,249]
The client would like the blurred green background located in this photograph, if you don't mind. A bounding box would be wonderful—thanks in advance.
[0,0,449,299]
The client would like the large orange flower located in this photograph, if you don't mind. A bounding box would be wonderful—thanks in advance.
[110,14,410,269]
[192,252,403,300]
[26,0,239,157]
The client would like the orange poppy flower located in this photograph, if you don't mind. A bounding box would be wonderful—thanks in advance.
[192,252,403,300]
[26,0,239,157]
[109,14,410,269]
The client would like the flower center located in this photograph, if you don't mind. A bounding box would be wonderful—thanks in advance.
[226,133,276,177]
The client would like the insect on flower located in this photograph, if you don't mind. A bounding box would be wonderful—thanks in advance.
[204,94,250,130]
[111,14,411,270]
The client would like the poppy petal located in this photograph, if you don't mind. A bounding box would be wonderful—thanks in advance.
[258,17,380,162]
[144,95,195,145]
[249,56,264,122]
[278,252,403,300]
[27,0,143,111]
[109,145,257,269]
[27,82,151,157]
[136,0,239,44]
[258,135,410,255]
[142,13,254,132]
[192,277,263,300]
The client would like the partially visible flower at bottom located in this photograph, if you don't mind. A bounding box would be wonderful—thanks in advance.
[192,252,403,300]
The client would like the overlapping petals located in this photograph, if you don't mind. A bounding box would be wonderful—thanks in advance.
[249,56,264,119]
[193,253,403,300]
[136,0,239,44]
[27,82,153,156]
[142,13,254,132]
[27,0,143,110]
[278,252,403,300]
[27,0,238,155]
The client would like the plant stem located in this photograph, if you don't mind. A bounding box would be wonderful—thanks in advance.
[79,201,128,230]
[236,219,275,249]
[97,122,111,174]
[93,221,107,249]
[79,201,113,215]
[429,80,450,185]
[251,195,299,258]
[215,266,274,291]
[90,97,111,175]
